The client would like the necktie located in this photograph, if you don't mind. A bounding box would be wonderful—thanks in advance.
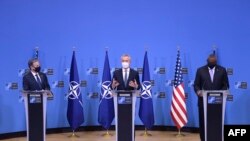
[35,74,42,89]
[124,69,128,87]
[209,69,214,82]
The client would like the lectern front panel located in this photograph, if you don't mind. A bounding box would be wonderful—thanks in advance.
[117,92,133,141]
[207,92,223,141]
[28,94,44,141]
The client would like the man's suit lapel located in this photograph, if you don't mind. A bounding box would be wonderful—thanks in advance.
[120,69,133,89]
[29,72,37,85]
[126,69,133,88]
[213,67,220,85]
[119,69,125,88]
[204,67,213,84]
[38,73,44,85]
[30,72,43,89]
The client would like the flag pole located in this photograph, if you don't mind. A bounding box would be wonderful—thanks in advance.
[35,46,39,52]
[175,128,185,137]
[68,130,80,138]
[34,46,39,58]
[100,46,113,137]
[68,46,78,138]
[140,127,152,136]
[212,45,217,55]
[177,45,180,51]
[73,46,76,52]
[102,129,113,137]
[145,45,148,52]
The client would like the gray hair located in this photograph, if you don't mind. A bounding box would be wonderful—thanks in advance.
[121,54,131,60]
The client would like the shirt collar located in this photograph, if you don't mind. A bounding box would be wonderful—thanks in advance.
[208,66,215,70]
[31,71,38,76]
[122,68,130,72]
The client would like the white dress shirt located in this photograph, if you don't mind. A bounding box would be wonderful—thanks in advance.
[31,71,42,83]
[122,68,130,83]
[208,67,215,82]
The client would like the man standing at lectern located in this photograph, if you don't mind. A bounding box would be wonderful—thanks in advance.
[112,54,141,91]
[23,58,50,91]
[194,54,229,141]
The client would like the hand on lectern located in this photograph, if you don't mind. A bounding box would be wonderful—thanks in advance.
[197,90,202,97]
[112,78,120,89]
[129,79,138,89]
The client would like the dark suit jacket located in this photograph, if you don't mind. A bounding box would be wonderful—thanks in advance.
[23,71,50,91]
[194,65,229,106]
[112,68,141,90]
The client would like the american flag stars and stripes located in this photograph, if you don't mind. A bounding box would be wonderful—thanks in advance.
[170,50,188,129]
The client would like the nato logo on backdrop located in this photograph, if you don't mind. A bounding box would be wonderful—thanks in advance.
[64,68,70,75]
[87,67,98,75]
[154,92,166,98]
[154,67,166,74]
[188,80,194,87]
[136,67,143,74]
[88,92,99,99]
[52,81,64,88]
[235,81,247,89]
[226,68,234,75]
[42,68,54,75]
[80,80,87,87]
[182,67,188,74]
[166,80,174,87]
[5,82,18,90]
[18,69,29,77]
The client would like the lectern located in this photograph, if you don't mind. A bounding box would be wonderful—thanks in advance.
[202,90,229,141]
[112,90,139,141]
[21,90,53,141]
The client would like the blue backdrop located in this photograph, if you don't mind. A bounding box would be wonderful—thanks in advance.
[0,0,250,134]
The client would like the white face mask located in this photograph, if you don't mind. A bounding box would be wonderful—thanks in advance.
[122,62,130,69]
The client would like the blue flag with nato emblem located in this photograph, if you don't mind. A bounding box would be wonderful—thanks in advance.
[139,51,155,129]
[67,51,84,131]
[98,51,114,130]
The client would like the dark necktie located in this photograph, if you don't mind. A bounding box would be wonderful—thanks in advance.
[124,69,128,87]
[35,74,42,89]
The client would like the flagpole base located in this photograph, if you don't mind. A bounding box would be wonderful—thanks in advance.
[101,130,113,137]
[68,131,80,138]
[140,128,152,136]
[175,133,185,137]
[175,129,186,137]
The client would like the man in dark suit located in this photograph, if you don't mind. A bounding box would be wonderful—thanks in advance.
[23,58,50,91]
[194,54,229,141]
[112,54,141,90]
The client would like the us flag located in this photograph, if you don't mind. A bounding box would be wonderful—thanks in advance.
[170,50,188,129]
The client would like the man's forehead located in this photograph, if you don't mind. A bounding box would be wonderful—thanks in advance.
[122,56,129,59]
[33,61,40,65]
[209,57,216,60]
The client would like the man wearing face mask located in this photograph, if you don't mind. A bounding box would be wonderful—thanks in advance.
[23,58,50,91]
[194,54,229,141]
[112,54,141,90]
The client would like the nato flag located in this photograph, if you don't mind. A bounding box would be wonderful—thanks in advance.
[67,51,84,131]
[139,51,155,129]
[98,51,115,130]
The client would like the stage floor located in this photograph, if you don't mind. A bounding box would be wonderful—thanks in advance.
[1,131,200,141]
